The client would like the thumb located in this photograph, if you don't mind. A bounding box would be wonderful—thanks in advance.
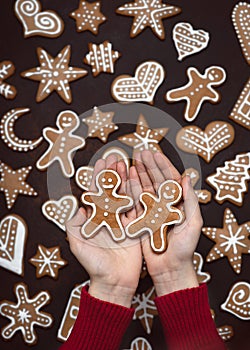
[182,176,202,226]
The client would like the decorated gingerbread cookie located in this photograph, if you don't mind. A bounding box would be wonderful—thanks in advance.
[118,114,168,163]
[176,121,235,163]
[75,166,94,191]
[132,286,158,334]
[126,179,183,253]
[83,106,118,142]
[206,152,250,206]
[0,283,53,345]
[0,61,17,100]
[111,61,165,104]
[221,281,250,320]
[0,107,43,152]
[70,1,106,34]
[193,252,211,283]
[116,0,181,40]
[211,310,234,342]
[202,208,250,274]
[232,2,250,65]
[166,66,226,122]
[229,77,250,130]
[29,244,67,279]
[36,110,85,178]
[42,195,78,231]
[182,168,211,204]
[126,337,152,350]
[0,214,27,276]
[14,0,64,38]
[102,147,130,173]
[81,169,133,242]
[84,41,121,77]
[0,161,37,209]
[21,45,88,103]
[173,22,210,61]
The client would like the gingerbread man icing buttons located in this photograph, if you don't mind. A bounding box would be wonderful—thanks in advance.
[166,66,226,122]
[126,180,183,253]
[36,110,85,178]
[81,169,133,242]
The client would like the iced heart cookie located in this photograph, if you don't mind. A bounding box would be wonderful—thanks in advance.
[0,107,43,152]
[202,208,250,274]
[0,283,53,345]
[0,214,27,276]
[166,66,226,122]
[36,110,85,178]
[232,2,250,65]
[111,61,165,104]
[75,166,94,191]
[42,195,78,231]
[229,77,250,130]
[126,179,183,253]
[21,45,88,104]
[176,121,235,162]
[173,22,210,61]
[81,169,133,242]
[0,61,17,100]
[116,0,181,40]
[206,152,250,206]
[15,0,64,38]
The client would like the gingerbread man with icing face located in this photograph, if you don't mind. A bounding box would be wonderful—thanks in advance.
[126,180,183,253]
[166,66,226,122]
[36,110,85,178]
[81,169,133,242]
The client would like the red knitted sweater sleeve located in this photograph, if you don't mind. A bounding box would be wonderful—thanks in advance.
[154,283,227,350]
[59,286,134,350]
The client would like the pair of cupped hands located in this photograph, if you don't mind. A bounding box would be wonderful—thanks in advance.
[66,150,203,307]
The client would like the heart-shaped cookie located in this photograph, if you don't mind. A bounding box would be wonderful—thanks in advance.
[176,121,235,163]
[0,214,27,275]
[75,166,94,191]
[42,195,78,231]
[111,61,165,105]
[15,0,64,38]
[173,22,210,61]
[232,2,250,65]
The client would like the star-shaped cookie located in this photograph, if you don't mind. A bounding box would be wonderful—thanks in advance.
[83,106,118,142]
[70,0,106,34]
[0,161,37,209]
[202,208,250,274]
[29,244,67,279]
[21,45,88,104]
[116,0,181,40]
[118,114,168,161]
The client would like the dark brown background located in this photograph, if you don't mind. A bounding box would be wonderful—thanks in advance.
[0,0,249,349]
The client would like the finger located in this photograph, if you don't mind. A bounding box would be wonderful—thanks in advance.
[182,176,203,227]
[117,160,127,194]
[154,152,182,182]
[129,166,144,216]
[125,178,137,220]
[89,159,106,191]
[141,150,165,191]
[66,207,87,241]
[134,152,155,193]
[105,154,118,171]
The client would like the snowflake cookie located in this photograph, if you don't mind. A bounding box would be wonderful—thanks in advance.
[0,61,17,100]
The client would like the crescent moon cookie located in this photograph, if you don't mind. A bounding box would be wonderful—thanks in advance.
[14,0,64,38]
[202,208,250,274]
[166,66,227,122]
[0,283,53,345]
[0,214,27,276]
[36,110,85,178]
[126,180,183,253]
[0,161,37,209]
[81,169,133,242]
[206,152,250,206]
[232,2,250,65]
[229,77,250,130]
[0,61,17,100]
[21,45,88,104]
[173,22,210,61]
[0,107,43,152]
[116,0,181,40]
[176,121,235,163]
[111,61,165,105]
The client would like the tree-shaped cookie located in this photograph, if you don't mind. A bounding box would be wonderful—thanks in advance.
[81,169,133,242]
[126,180,183,253]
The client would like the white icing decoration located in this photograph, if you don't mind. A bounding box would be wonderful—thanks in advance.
[229,77,250,130]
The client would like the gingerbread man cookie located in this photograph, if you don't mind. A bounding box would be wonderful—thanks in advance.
[36,110,85,178]
[81,169,133,242]
[126,180,183,253]
[166,66,226,122]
